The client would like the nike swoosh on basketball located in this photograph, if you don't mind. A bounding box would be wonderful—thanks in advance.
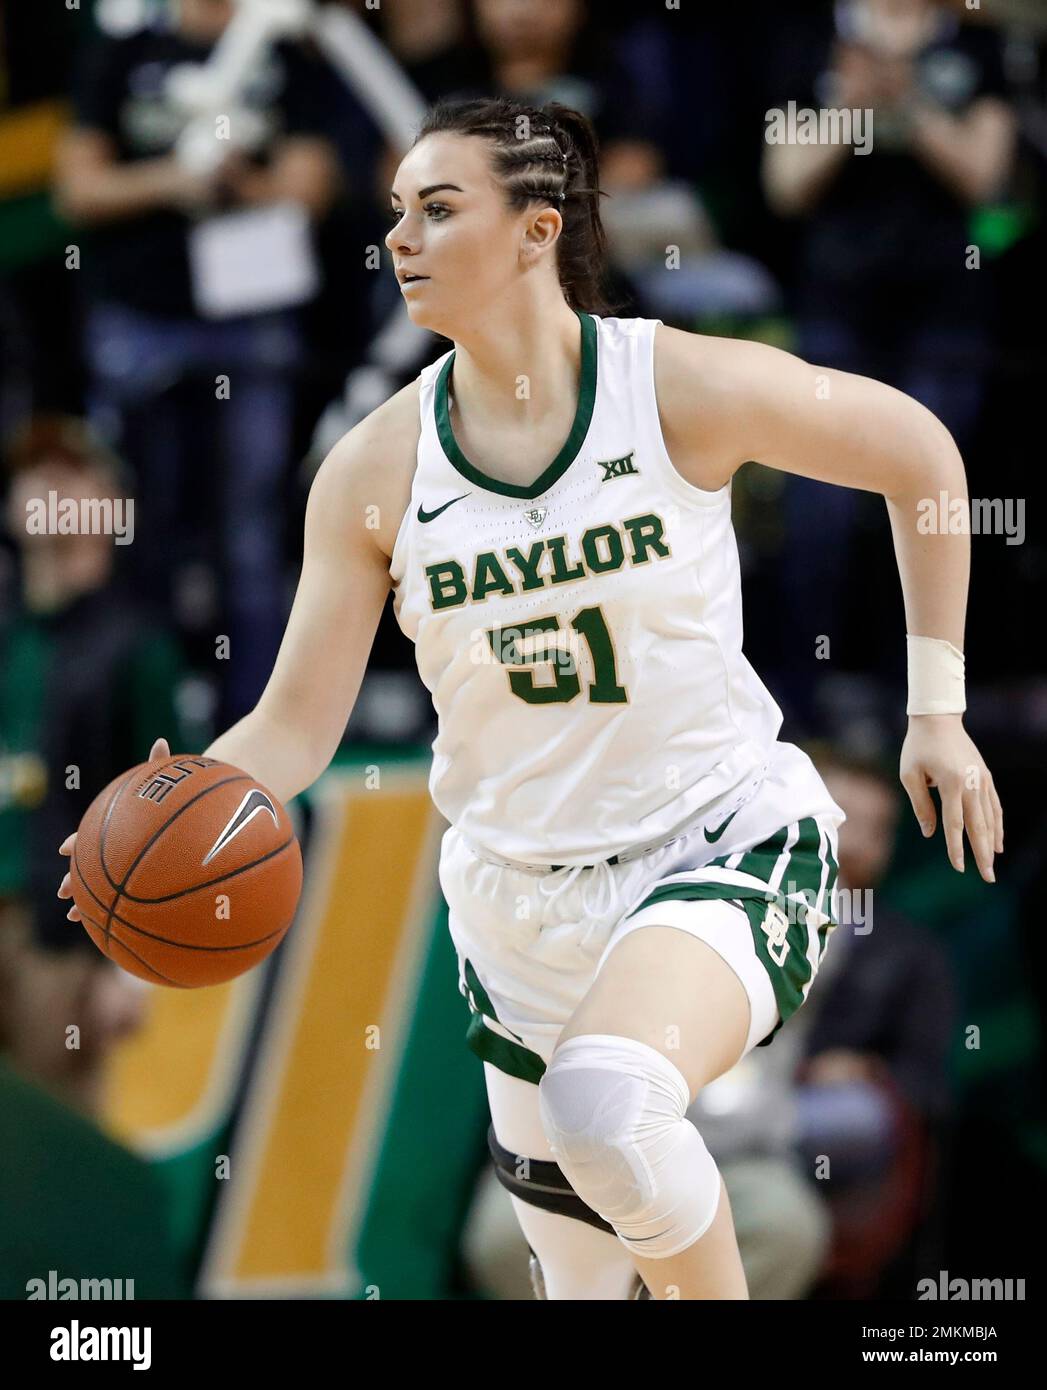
[202,789,279,866]
[418,493,470,523]
[703,809,738,843]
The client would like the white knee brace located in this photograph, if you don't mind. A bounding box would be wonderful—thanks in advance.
[538,1034,722,1260]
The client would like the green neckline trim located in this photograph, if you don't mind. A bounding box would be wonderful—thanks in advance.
[433,309,598,500]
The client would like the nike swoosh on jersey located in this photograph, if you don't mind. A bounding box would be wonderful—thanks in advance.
[703,809,739,843]
[202,788,279,866]
[417,493,470,523]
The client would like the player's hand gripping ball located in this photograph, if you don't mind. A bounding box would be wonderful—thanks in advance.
[68,751,302,987]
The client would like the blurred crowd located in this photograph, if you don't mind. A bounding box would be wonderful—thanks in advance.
[1,0,1045,1299]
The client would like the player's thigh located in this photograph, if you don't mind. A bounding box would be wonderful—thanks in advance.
[483,1060,556,1159]
[555,919,753,1099]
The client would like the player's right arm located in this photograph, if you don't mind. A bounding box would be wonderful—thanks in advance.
[203,385,419,802]
[58,385,419,919]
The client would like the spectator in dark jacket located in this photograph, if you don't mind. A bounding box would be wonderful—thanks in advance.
[762,0,1018,729]
[0,415,189,1115]
[52,0,341,723]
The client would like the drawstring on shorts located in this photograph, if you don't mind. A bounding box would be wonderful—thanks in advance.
[455,767,768,951]
[537,857,619,947]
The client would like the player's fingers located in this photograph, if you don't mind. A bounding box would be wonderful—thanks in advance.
[979,782,995,861]
[58,872,71,900]
[901,768,936,836]
[941,781,965,871]
[149,737,171,761]
[964,786,994,883]
[66,905,81,923]
[987,778,1004,853]
[980,781,999,871]
[59,832,76,856]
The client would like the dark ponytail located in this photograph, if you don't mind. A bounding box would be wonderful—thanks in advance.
[414,96,617,315]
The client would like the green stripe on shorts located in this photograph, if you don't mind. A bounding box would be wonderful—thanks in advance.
[622,818,838,1049]
[818,831,840,962]
[462,958,547,1084]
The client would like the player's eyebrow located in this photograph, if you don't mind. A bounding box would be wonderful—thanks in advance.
[390,183,465,202]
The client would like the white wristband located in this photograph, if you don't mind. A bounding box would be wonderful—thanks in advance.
[906,634,965,715]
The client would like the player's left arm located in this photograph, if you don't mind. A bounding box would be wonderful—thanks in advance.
[654,326,1003,882]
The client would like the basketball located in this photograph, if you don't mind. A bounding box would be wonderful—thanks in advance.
[70,753,303,988]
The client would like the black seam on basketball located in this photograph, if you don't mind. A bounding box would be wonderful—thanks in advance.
[73,845,293,951]
[104,888,117,951]
[105,925,186,986]
[77,904,183,986]
[97,763,149,918]
[115,772,253,895]
[98,756,216,892]
[117,835,298,903]
[74,845,124,952]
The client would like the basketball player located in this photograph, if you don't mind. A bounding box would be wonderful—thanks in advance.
[59,98,1003,1300]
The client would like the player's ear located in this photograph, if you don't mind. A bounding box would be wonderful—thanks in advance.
[520,207,562,263]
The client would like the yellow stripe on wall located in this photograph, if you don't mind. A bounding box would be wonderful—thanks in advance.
[102,973,262,1157]
[202,768,439,1294]
[0,101,69,197]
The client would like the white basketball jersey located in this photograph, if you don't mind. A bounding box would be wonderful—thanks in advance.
[390,312,784,865]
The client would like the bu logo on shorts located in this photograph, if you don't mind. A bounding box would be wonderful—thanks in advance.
[761,902,791,967]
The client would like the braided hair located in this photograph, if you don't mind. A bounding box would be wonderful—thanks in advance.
[413,96,615,314]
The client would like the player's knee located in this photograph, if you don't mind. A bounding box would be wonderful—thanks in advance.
[537,1033,722,1258]
[538,1036,663,1217]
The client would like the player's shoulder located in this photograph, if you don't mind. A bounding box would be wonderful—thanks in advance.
[353,378,422,451]
[322,380,420,476]
[650,326,801,487]
[653,325,795,431]
[310,381,420,560]
[653,322,774,379]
